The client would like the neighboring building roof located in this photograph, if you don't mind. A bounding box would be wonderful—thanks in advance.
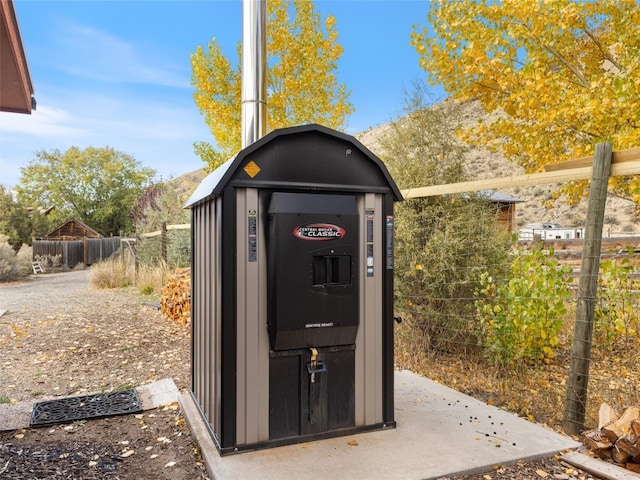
[0,0,35,114]
[45,219,102,239]
[476,189,525,204]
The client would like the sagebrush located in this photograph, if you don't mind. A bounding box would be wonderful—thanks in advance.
[0,235,32,282]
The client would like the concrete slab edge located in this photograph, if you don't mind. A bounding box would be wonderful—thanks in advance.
[136,377,180,410]
[179,392,219,480]
[561,451,640,480]
[444,450,581,480]
[0,401,33,432]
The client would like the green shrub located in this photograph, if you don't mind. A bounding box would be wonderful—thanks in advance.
[475,245,574,368]
[377,83,513,355]
[394,195,512,353]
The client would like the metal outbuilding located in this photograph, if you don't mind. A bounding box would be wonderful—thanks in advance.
[185,123,402,454]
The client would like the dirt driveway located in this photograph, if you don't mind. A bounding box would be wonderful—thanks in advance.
[0,270,207,479]
[0,270,190,402]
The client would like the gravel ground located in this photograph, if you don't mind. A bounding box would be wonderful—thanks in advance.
[0,270,207,479]
[0,270,609,479]
[0,270,191,402]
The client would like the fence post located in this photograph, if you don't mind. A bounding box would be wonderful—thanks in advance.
[563,142,612,435]
[161,221,167,265]
[119,230,124,264]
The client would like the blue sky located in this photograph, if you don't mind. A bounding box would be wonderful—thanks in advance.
[1,0,442,188]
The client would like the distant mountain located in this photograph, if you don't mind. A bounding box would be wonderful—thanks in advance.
[170,168,207,202]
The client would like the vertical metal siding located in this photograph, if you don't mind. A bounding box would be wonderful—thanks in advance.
[213,198,223,436]
[355,193,384,426]
[202,203,211,429]
[382,194,396,423]
[193,206,204,410]
[192,200,223,437]
[191,207,201,400]
[235,188,270,445]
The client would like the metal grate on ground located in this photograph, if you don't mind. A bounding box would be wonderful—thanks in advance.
[30,389,142,427]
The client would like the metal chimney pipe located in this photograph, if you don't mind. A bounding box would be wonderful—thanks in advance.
[241,0,267,149]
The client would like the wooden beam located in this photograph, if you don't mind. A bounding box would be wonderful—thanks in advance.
[545,147,640,172]
[140,223,190,238]
[561,451,640,480]
[401,160,640,199]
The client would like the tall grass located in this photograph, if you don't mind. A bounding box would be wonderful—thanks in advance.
[90,257,169,295]
[136,263,169,295]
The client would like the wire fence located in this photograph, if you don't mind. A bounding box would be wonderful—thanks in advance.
[394,144,640,433]
[134,222,191,270]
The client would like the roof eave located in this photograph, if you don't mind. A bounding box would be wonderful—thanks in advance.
[0,0,35,114]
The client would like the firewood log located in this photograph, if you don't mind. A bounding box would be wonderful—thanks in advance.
[602,407,640,443]
[581,429,613,459]
[616,433,640,457]
[598,402,618,430]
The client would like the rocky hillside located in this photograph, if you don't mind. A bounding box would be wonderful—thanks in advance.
[177,104,640,236]
[355,101,640,236]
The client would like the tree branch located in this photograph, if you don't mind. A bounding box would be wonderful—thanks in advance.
[520,21,590,88]
[581,27,622,72]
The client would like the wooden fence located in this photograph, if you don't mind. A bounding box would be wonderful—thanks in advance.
[33,237,122,268]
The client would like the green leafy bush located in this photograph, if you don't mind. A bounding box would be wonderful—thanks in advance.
[475,245,573,367]
[379,83,513,355]
[394,195,512,353]
[132,182,190,269]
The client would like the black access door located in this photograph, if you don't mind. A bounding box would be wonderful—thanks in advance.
[267,192,359,351]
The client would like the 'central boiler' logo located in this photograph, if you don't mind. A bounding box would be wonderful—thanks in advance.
[293,223,345,241]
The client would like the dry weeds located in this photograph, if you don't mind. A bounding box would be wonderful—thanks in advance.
[395,322,640,433]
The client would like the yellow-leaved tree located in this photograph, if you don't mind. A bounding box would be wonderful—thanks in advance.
[191,0,353,170]
[412,0,640,205]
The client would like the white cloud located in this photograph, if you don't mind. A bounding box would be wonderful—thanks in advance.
[0,105,88,139]
[0,86,211,187]
[48,19,190,89]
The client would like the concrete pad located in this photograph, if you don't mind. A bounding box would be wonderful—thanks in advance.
[136,377,180,409]
[0,401,33,432]
[182,370,581,480]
